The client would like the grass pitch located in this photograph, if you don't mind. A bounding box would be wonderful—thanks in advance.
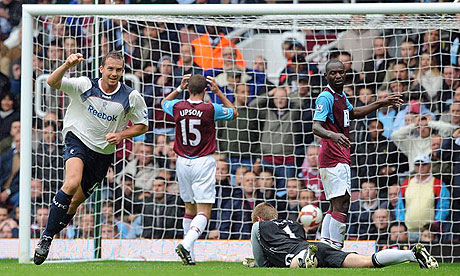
[1,259,459,276]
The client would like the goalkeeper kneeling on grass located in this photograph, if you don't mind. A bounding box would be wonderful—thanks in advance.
[245,203,438,269]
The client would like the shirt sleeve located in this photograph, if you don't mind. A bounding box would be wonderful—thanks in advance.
[313,95,332,122]
[212,103,234,121]
[162,99,180,117]
[59,76,92,96]
[345,95,354,111]
[128,90,149,126]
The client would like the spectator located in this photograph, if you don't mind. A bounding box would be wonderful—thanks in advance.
[0,0,21,40]
[0,203,16,237]
[391,115,453,171]
[250,87,301,196]
[441,128,460,241]
[152,57,177,134]
[114,174,141,217]
[420,224,439,243]
[116,142,157,191]
[43,41,64,74]
[33,120,64,188]
[337,15,379,72]
[414,53,443,102]
[291,74,314,147]
[217,84,260,173]
[204,46,266,104]
[31,206,49,238]
[420,29,450,67]
[279,54,317,90]
[101,224,118,239]
[389,222,409,246]
[362,37,393,87]
[0,218,15,238]
[0,92,18,141]
[439,65,460,112]
[277,178,302,222]
[256,170,276,206]
[440,102,460,127]
[355,119,407,194]
[380,184,399,221]
[0,119,18,154]
[348,180,382,240]
[351,86,377,144]
[399,39,419,77]
[208,160,233,239]
[301,144,325,206]
[76,213,94,238]
[141,177,184,239]
[173,43,203,88]
[430,134,450,182]
[337,51,360,84]
[391,82,434,132]
[232,165,247,187]
[252,55,267,73]
[375,88,397,139]
[396,155,450,238]
[0,132,19,208]
[298,189,316,208]
[30,177,50,205]
[190,25,245,70]
[369,208,390,245]
[222,171,256,240]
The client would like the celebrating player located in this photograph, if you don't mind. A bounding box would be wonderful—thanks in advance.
[312,60,403,250]
[161,74,238,265]
[249,203,438,269]
[34,52,148,265]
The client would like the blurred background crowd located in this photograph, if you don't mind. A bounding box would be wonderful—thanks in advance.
[0,1,459,259]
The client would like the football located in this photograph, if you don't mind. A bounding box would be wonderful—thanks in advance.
[299,204,323,227]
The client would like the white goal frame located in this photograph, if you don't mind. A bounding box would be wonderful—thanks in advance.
[20,2,460,264]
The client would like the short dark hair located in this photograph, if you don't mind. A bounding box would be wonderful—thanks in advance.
[101,51,124,67]
[154,176,167,185]
[389,222,407,231]
[43,120,57,132]
[188,75,207,95]
[0,203,7,210]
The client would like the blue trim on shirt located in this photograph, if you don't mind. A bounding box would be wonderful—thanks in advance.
[313,91,334,123]
[162,99,181,117]
[80,78,133,113]
[212,103,234,121]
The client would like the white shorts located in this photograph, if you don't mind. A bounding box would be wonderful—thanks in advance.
[319,163,351,200]
[176,155,216,204]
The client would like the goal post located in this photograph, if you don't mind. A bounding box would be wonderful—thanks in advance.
[20,3,460,264]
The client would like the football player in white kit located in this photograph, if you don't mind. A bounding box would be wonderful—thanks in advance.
[34,52,148,265]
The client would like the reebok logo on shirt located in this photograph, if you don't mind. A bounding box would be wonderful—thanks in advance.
[88,104,118,122]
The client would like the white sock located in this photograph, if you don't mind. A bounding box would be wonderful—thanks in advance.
[329,212,347,250]
[181,212,208,252]
[183,214,194,260]
[183,214,194,236]
[320,212,331,245]
[372,249,416,267]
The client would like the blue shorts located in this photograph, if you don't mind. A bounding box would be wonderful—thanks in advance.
[63,132,113,198]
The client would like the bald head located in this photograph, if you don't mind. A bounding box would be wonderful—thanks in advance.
[325,60,345,73]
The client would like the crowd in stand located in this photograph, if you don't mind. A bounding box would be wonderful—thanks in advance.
[0,1,460,254]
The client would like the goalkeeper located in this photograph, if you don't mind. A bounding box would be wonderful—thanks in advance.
[248,203,438,269]
[34,52,148,265]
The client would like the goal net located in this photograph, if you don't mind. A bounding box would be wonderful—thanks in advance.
[19,4,460,262]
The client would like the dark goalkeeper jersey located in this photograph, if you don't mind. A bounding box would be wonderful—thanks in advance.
[258,219,310,267]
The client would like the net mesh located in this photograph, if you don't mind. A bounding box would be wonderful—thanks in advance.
[28,12,460,261]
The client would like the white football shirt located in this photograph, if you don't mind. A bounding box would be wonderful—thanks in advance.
[60,76,148,154]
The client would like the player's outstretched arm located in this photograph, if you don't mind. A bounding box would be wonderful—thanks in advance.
[160,74,191,107]
[105,124,148,145]
[207,76,239,119]
[350,93,403,119]
[47,53,84,90]
[312,121,350,148]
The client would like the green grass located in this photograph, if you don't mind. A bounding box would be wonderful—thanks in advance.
[1,260,459,276]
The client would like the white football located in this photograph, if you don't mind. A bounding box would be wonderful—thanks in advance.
[299,204,323,227]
